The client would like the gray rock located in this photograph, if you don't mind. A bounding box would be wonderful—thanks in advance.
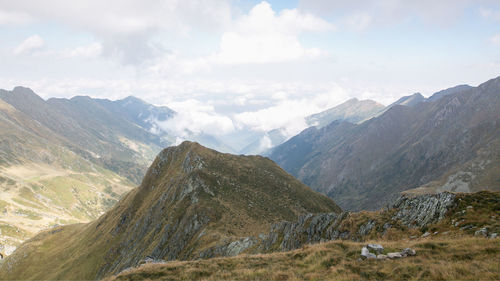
[367,244,384,254]
[474,227,488,237]
[391,192,456,228]
[377,254,388,260]
[421,232,431,238]
[361,247,376,259]
[387,252,403,259]
[401,248,416,257]
[490,233,497,239]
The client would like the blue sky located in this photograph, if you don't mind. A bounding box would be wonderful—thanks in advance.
[0,0,499,145]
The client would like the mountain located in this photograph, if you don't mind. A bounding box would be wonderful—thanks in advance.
[241,98,385,155]
[0,95,135,256]
[269,77,500,211]
[428,84,473,102]
[386,92,426,108]
[0,142,339,280]
[306,98,385,128]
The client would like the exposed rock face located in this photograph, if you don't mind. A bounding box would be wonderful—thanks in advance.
[201,192,460,255]
[390,192,456,228]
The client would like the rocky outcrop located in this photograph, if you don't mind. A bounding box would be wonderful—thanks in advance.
[200,192,459,255]
[390,192,456,228]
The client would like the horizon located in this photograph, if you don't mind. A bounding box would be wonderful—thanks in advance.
[1,0,500,149]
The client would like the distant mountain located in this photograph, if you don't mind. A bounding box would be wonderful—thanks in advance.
[242,98,385,155]
[428,84,472,102]
[0,91,136,256]
[270,77,500,211]
[387,92,426,108]
[306,98,385,128]
[0,142,340,280]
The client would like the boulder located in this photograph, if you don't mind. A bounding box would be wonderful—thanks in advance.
[361,247,376,259]
[401,248,416,257]
[421,232,431,238]
[387,252,403,259]
[376,254,388,260]
[367,244,384,254]
[474,227,488,237]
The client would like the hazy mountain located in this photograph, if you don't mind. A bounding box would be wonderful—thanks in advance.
[242,98,385,155]
[386,92,426,108]
[270,77,500,211]
[428,84,472,102]
[0,142,339,280]
[306,98,385,128]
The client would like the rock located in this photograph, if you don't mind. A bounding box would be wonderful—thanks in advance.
[421,232,431,238]
[410,235,418,239]
[466,206,473,209]
[387,252,403,259]
[401,248,416,257]
[391,192,456,228]
[474,227,488,237]
[490,233,497,239]
[377,254,388,260]
[361,247,376,259]
[367,244,384,254]
[433,231,439,235]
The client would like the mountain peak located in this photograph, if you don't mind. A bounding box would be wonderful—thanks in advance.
[1,142,339,280]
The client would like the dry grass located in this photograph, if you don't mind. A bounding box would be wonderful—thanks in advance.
[108,236,500,281]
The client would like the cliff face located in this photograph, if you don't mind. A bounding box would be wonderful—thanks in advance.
[199,191,498,254]
[0,142,339,280]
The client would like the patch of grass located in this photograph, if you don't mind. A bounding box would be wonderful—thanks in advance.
[106,237,500,281]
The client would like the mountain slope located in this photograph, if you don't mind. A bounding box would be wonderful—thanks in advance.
[270,77,500,210]
[0,142,339,280]
[0,98,134,255]
[242,98,384,155]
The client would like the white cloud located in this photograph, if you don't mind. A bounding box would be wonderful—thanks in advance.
[61,42,103,59]
[233,85,349,136]
[480,6,500,21]
[156,99,235,137]
[212,1,333,64]
[13,35,44,55]
[0,9,31,25]
[490,34,500,45]
[1,0,232,64]
[299,0,475,28]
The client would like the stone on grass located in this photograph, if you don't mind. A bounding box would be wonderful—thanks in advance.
[387,252,403,259]
[367,244,384,254]
[361,247,376,259]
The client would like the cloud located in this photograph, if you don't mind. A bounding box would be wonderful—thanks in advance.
[233,85,349,136]
[1,0,232,64]
[480,6,500,21]
[0,9,31,25]
[155,99,235,138]
[299,0,475,29]
[61,42,103,59]
[212,1,333,64]
[490,34,500,45]
[13,35,44,55]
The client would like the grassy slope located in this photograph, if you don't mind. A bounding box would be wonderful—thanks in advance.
[109,191,500,281]
[109,237,500,281]
[0,142,340,280]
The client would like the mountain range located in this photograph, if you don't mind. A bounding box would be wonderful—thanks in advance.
[269,77,500,210]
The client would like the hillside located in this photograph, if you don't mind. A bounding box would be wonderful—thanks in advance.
[111,191,499,280]
[0,97,135,255]
[270,77,500,210]
[242,98,384,155]
[0,142,339,280]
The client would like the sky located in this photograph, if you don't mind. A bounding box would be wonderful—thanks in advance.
[1,0,500,150]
